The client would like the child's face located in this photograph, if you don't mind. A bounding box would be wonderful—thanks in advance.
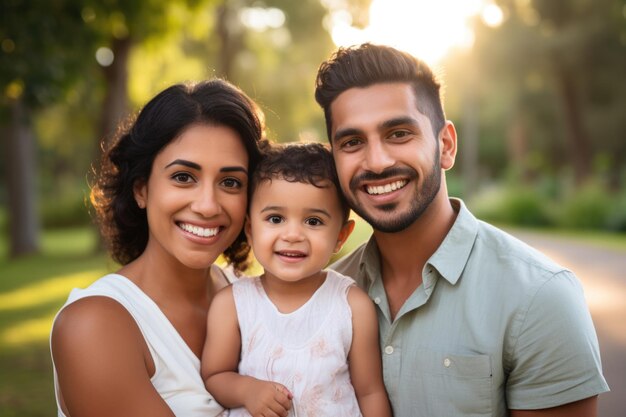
[246,178,353,283]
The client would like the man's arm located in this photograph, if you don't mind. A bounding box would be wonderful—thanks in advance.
[506,271,607,413]
[511,396,598,417]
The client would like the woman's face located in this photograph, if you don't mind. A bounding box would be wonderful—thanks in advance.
[134,123,249,270]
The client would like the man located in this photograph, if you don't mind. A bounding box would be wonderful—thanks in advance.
[315,43,609,417]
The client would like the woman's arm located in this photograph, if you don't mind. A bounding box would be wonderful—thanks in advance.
[51,297,175,417]
[347,286,393,417]
[201,286,292,417]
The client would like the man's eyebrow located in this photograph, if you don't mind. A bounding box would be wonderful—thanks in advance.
[164,160,248,175]
[381,116,421,130]
[332,127,364,143]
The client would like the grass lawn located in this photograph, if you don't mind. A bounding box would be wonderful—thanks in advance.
[0,227,113,417]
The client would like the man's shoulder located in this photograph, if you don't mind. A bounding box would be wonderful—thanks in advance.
[472,219,567,278]
[330,242,369,283]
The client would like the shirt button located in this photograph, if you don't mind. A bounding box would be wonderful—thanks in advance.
[384,346,394,355]
[443,358,451,368]
[373,297,381,305]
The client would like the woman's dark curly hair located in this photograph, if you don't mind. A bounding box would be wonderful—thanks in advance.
[90,79,264,272]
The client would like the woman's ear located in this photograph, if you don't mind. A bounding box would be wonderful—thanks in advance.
[439,121,457,171]
[134,181,147,209]
[334,219,355,253]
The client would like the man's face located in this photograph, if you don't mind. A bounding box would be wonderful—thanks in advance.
[329,82,443,233]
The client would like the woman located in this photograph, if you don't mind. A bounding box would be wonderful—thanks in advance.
[50,79,264,417]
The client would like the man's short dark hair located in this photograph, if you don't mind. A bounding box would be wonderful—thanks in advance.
[315,43,445,140]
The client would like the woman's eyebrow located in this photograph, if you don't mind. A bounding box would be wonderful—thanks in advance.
[164,160,247,175]
[221,166,248,175]
[165,159,201,170]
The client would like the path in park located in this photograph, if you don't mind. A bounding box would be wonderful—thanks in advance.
[508,229,626,417]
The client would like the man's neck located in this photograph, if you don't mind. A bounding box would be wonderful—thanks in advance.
[373,194,457,318]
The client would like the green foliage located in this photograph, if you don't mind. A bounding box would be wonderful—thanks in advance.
[556,183,613,230]
[0,0,97,108]
[40,192,92,230]
[606,190,626,232]
[469,177,626,235]
[469,184,553,226]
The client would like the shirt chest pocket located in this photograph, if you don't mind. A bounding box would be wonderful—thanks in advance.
[402,349,493,417]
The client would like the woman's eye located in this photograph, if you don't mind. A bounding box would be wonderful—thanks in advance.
[172,172,194,183]
[267,215,283,224]
[221,177,242,189]
[305,217,323,226]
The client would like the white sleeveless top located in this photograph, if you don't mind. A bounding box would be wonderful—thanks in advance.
[51,268,233,417]
[230,270,363,417]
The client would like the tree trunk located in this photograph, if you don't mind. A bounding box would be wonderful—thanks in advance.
[461,86,479,197]
[3,97,40,257]
[216,1,241,81]
[507,108,531,182]
[554,63,592,184]
[99,36,132,148]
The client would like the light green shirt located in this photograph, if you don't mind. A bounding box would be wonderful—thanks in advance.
[332,199,609,417]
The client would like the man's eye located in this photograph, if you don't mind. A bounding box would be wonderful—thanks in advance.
[342,138,362,148]
[389,130,411,140]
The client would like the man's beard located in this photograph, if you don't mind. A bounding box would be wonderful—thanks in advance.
[346,156,441,233]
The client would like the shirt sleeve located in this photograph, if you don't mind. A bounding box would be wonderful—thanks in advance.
[506,270,609,409]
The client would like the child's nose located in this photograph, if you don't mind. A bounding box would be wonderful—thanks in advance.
[281,221,304,242]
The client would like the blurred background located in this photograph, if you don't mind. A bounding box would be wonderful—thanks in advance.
[1,0,624,415]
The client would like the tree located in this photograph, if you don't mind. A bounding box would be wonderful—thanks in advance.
[465,0,626,186]
[0,0,94,256]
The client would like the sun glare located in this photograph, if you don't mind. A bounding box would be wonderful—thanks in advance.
[329,0,503,64]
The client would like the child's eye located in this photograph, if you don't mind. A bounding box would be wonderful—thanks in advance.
[221,177,243,189]
[305,217,324,226]
[172,172,194,183]
[267,215,283,224]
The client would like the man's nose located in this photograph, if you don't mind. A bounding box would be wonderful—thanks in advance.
[364,140,395,174]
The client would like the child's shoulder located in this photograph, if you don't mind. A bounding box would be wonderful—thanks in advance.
[326,269,357,285]
[325,270,372,307]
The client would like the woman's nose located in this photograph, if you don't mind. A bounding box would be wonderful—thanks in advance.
[190,187,222,217]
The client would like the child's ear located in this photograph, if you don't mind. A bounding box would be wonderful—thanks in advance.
[334,219,355,253]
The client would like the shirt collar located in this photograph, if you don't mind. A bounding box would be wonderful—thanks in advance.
[428,198,478,285]
[357,198,479,286]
